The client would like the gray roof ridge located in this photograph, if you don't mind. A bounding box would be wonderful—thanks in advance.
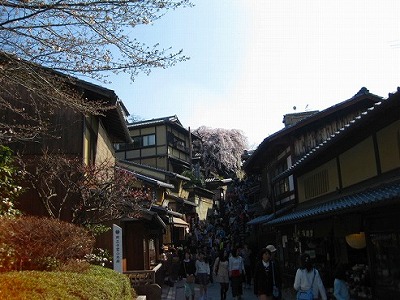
[117,160,191,181]
[272,91,398,182]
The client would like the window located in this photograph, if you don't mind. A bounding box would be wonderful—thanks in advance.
[132,136,142,148]
[149,239,156,266]
[304,169,329,199]
[114,143,134,151]
[167,131,187,152]
[131,134,156,149]
[175,139,186,151]
[273,160,288,178]
[274,177,290,197]
[143,134,155,147]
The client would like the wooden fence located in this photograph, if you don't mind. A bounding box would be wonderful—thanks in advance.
[124,263,163,287]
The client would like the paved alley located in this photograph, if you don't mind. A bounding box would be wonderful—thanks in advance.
[162,280,297,300]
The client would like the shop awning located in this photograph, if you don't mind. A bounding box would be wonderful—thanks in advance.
[268,182,400,226]
[166,192,198,207]
[121,209,166,230]
[166,210,184,218]
[247,205,295,225]
[186,200,198,207]
[151,205,184,218]
[173,217,189,228]
[247,213,274,225]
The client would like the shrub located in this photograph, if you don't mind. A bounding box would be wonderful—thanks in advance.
[56,259,91,273]
[0,145,22,217]
[0,216,94,271]
[84,247,113,267]
[0,265,136,299]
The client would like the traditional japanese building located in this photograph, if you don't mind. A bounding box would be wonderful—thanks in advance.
[245,87,400,299]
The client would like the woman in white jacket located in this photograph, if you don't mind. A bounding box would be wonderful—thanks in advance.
[196,252,210,300]
[229,247,245,300]
[293,253,327,300]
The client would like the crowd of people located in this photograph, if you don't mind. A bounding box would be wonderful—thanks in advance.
[160,180,286,300]
[174,247,350,300]
[175,240,284,300]
[161,181,351,300]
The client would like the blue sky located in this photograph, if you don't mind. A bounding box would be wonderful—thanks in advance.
[105,1,400,149]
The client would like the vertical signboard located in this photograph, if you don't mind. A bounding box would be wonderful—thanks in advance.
[113,224,123,273]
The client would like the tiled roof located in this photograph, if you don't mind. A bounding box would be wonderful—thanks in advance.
[115,166,175,188]
[127,168,174,188]
[244,87,383,172]
[117,160,191,181]
[128,115,181,127]
[121,209,167,229]
[247,213,274,225]
[268,182,400,225]
[247,204,295,225]
[150,205,183,218]
[205,178,233,184]
[166,192,198,207]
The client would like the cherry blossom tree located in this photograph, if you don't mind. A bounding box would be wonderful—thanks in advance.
[0,0,191,143]
[193,126,249,179]
[1,0,190,80]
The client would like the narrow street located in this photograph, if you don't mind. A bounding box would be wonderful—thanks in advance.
[162,280,298,300]
[162,280,258,300]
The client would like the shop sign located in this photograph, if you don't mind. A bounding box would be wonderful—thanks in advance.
[113,224,123,273]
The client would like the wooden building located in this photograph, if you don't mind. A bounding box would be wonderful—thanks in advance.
[8,74,131,220]
[116,115,195,174]
[244,87,400,298]
[3,61,168,274]
[267,89,400,299]
[117,159,193,248]
[244,87,382,244]
[116,116,215,225]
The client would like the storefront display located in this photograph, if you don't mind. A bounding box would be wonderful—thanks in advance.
[347,264,372,299]
[369,232,400,298]
[276,210,400,299]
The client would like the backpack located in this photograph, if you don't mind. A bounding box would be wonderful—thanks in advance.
[296,269,316,300]
[297,289,313,300]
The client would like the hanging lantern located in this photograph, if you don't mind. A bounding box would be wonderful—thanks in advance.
[345,232,366,249]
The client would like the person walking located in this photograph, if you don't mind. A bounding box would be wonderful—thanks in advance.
[196,251,210,300]
[294,253,327,300]
[253,247,278,300]
[333,264,350,300]
[229,247,245,300]
[266,244,282,300]
[213,249,230,300]
[180,251,196,300]
[240,243,253,289]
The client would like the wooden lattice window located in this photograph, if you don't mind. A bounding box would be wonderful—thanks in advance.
[304,169,329,199]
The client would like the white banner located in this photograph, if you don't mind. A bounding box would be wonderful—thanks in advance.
[113,224,123,273]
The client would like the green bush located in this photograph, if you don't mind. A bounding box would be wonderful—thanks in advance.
[0,265,136,299]
[0,216,94,271]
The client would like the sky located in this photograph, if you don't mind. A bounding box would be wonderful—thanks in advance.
[105,0,400,149]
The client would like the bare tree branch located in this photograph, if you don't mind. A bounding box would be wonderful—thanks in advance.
[16,151,153,225]
[0,0,192,143]
[1,0,191,78]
